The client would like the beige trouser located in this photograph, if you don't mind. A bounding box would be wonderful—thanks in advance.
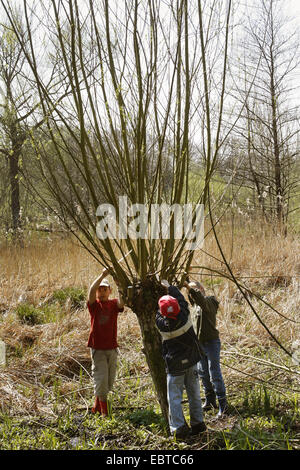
[91,348,118,401]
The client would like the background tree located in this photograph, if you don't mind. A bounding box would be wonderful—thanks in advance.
[0,19,31,234]
[222,0,300,231]
[0,11,73,236]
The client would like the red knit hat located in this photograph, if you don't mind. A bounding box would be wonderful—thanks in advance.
[158,295,180,319]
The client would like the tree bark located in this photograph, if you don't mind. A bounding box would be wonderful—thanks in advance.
[9,149,21,233]
[127,278,169,426]
[270,75,283,228]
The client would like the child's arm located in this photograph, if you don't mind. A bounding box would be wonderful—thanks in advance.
[114,277,125,310]
[161,280,189,313]
[184,281,207,310]
[116,286,125,310]
[168,285,189,311]
[88,268,109,305]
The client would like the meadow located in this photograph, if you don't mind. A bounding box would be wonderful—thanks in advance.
[0,219,299,451]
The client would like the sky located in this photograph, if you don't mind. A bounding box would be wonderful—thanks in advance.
[283,0,300,17]
[241,0,300,25]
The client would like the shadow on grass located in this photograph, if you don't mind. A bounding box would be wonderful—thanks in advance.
[122,406,166,429]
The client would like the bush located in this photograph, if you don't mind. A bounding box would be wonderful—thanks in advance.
[16,304,42,325]
[51,287,86,309]
[16,303,58,325]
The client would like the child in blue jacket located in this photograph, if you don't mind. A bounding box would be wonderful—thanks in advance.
[156,281,206,439]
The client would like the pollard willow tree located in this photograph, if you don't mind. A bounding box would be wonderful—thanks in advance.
[1,0,241,422]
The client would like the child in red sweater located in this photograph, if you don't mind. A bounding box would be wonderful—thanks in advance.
[87,268,124,416]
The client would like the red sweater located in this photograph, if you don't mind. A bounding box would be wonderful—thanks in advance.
[87,299,124,350]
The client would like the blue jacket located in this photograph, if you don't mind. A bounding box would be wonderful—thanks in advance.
[156,285,203,375]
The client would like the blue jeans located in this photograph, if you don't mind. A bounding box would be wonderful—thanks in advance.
[167,364,204,434]
[198,339,226,400]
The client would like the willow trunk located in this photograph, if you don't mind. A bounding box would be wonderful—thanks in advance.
[128,279,169,426]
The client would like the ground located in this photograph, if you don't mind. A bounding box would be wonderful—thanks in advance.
[0,230,299,450]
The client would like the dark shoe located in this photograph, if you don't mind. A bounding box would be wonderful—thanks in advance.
[173,424,191,439]
[191,421,207,436]
[216,397,229,419]
[202,392,218,411]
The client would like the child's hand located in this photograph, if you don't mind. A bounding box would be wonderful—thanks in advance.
[161,279,170,288]
[102,267,110,276]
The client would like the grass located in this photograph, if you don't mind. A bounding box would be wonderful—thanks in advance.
[0,374,298,450]
[0,219,299,450]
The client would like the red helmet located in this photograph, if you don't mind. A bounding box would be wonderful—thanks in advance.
[158,295,180,319]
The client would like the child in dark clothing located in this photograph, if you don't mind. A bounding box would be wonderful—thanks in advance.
[156,280,206,438]
[184,280,228,419]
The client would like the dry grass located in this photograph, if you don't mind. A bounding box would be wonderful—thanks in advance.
[0,221,299,420]
[189,219,300,347]
[0,235,98,309]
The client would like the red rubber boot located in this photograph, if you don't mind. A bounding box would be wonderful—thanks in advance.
[100,400,108,417]
[91,396,101,414]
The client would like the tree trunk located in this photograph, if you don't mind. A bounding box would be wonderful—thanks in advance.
[270,47,284,232]
[9,150,21,233]
[127,278,169,427]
